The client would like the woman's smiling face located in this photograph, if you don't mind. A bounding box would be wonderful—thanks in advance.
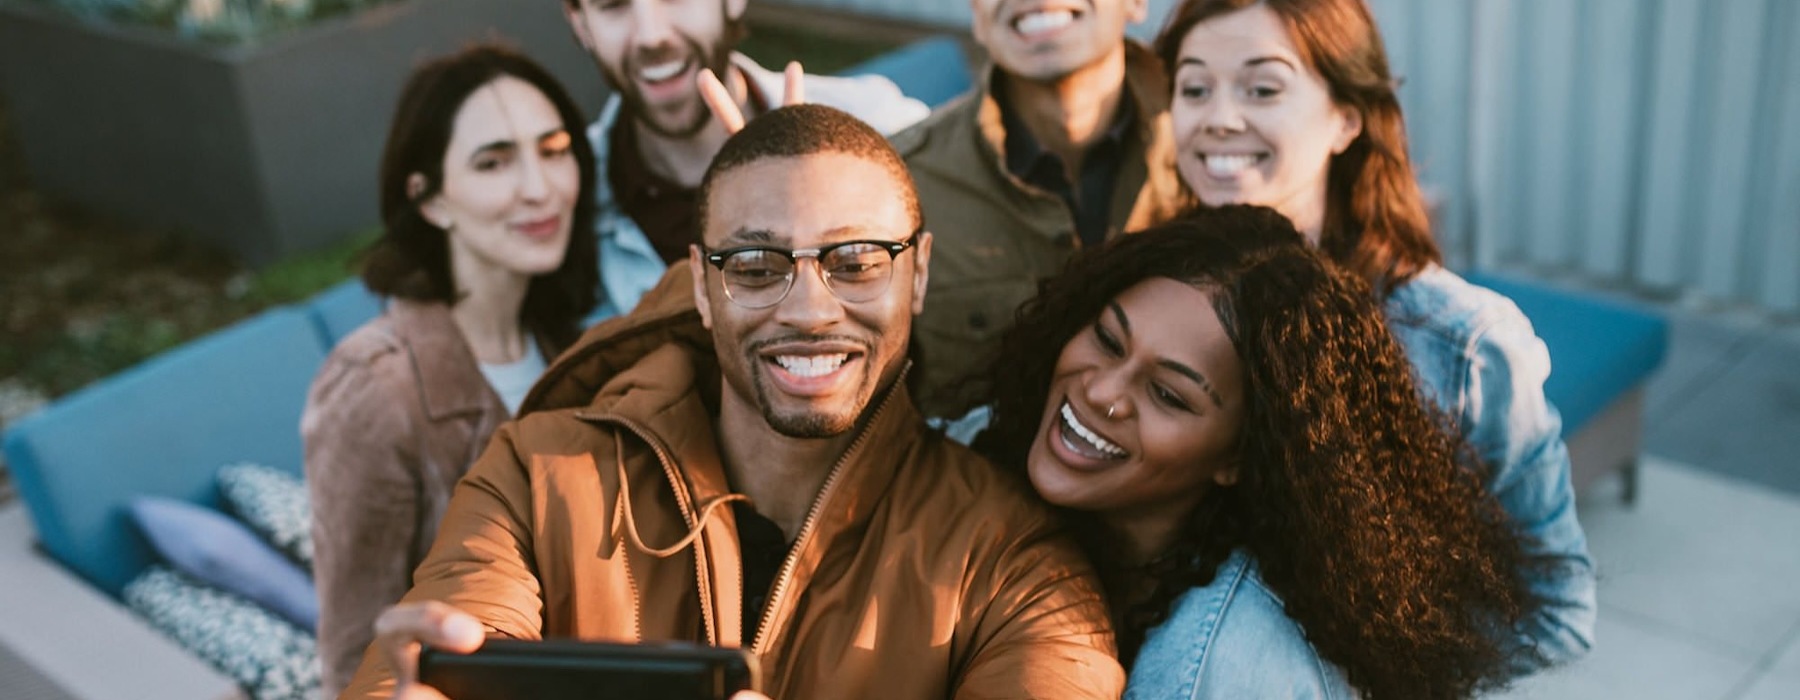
[1168,3,1362,238]
[1026,278,1246,528]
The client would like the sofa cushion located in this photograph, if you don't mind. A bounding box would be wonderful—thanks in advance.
[123,566,321,700]
[218,462,313,571]
[0,307,329,596]
[306,279,383,349]
[1464,272,1669,434]
[129,496,317,631]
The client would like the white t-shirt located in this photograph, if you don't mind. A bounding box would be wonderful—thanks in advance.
[478,335,547,416]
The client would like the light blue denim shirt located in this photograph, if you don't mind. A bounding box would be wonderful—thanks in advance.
[1127,550,1353,699]
[1125,265,1596,696]
[1383,265,1596,672]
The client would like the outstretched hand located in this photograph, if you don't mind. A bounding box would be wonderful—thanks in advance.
[697,61,806,135]
[372,601,486,698]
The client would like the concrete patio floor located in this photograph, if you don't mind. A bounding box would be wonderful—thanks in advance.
[1489,299,1800,700]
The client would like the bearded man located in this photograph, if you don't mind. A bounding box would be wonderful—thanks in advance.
[561,0,927,320]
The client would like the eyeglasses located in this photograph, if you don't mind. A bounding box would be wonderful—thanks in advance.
[700,232,920,309]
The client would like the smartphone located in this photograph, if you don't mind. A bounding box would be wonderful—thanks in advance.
[417,638,761,700]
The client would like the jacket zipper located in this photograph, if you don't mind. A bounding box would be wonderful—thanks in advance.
[618,509,642,641]
[748,381,904,654]
[583,414,720,646]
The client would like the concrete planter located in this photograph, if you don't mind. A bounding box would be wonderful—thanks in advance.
[0,0,605,265]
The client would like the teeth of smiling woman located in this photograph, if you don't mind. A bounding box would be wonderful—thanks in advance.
[1205,154,1259,178]
[639,60,687,83]
[1060,403,1127,458]
[775,354,849,378]
[1015,10,1076,35]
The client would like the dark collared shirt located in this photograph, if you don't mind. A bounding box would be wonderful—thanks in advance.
[609,82,771,264]
[732,500,789,641]
[997,79,1136,248]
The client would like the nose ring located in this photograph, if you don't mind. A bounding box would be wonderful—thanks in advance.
[1106,404,1117,418]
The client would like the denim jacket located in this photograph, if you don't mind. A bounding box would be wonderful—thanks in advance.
[1126,550,1353,699]
[1384,265,1596,672]
[583,53,929,324]
[1125,265,1596,696]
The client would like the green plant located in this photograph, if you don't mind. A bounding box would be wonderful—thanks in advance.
[239,227,374,306]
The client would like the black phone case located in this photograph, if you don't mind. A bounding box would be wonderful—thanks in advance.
[418,639,760,700]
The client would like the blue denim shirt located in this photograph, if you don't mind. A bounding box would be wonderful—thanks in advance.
[1384,265,1596,672]
[1126,265,1596,695]
[1127,550,1353,699]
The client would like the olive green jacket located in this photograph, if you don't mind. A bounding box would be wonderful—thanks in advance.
[892,42,1187,418]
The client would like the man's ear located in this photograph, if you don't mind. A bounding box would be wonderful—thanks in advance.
[967,0,993,38]
[910,231,932,316]
[725,0,748,25]
[1126,0,1150,24]
[689,245,714,329]
[564,1,596,54]
[1331,105,1364,155]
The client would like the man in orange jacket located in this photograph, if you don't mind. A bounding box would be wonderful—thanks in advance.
[345,104,1122,699]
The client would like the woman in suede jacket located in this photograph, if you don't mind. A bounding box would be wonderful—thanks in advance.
[300,45,596,696]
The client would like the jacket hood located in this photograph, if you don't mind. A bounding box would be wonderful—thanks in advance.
[521,262,710,415]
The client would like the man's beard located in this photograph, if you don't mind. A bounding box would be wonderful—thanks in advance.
[603,33,733,139]
[757,388,862,438]
[744,336,873,439]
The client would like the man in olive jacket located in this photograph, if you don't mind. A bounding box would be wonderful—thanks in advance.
[894,0,1187,419]
[348,105,1122,699]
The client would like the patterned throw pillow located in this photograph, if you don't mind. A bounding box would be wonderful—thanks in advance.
[124,566,321,700]
[218,462,312,571]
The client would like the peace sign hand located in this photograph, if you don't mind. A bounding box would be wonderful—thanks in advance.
[697,61,806,135]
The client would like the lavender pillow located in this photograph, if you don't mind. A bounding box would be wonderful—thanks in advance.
[128,496,317,631]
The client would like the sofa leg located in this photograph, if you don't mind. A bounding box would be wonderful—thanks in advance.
[1621,458,1640,506]
[1564,388,1648,502]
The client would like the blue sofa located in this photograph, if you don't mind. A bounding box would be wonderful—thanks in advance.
[1466,272,1668,502]
[2,285,381,597]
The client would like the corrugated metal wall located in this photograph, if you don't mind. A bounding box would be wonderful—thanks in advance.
[783,0,1800,313]
[1458,0,1800,314]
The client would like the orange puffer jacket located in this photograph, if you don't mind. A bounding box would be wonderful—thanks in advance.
[343,265,1123,699]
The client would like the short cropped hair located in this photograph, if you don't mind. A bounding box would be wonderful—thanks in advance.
[696,104,923,237]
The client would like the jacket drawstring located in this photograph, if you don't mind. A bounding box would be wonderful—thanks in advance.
[613,429,748,558]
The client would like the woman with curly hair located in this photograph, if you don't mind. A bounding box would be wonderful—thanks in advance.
[1152,0,1594,672]
[979,205,1544,698]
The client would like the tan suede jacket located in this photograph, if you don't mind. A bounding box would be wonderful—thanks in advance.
[301,299,512,697]
[892,42,1187,418]
[343,267,1124,699]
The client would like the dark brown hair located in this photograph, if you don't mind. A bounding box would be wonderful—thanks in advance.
[1155,0,1439,294]
[696,103,922,236]
[364,43,598,353]
[981,205,1541,698]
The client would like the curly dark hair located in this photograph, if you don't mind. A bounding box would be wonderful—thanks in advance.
[363,43,598,354]
[980,205,1543,698]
